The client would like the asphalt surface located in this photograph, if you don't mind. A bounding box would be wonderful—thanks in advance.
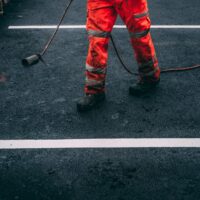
[0,0,200,199]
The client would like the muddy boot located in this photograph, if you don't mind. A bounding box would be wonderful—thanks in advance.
[77,93,106,112]
[129,78,160,96]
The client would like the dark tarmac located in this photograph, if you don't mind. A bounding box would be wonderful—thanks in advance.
[0,0,200,199]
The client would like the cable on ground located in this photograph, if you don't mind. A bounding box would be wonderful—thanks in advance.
[110,34,200,75]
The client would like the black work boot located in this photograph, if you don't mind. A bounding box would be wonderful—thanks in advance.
[77,93,106,112]
[129,78,160,96]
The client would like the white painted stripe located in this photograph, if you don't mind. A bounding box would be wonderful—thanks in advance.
[1,139,200,149]
[8,25,86,29]
[8,25,200,30]
[152,25,200,29]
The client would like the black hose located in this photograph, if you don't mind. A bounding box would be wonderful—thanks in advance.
[40,0,74,56]
[110,34,200,75]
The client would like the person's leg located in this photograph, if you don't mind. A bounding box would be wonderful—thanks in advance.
[85,0,118,94]
[77,0,117,111]
[115,0,160,95]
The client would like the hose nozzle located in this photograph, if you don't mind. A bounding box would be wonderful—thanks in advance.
[22,54,41,67]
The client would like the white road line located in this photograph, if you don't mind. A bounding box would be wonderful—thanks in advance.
[1,139,200,149]
[8,25,200,29]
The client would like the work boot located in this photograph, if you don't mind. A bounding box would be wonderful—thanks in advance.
[77,93,105,112]
[129,78,160,96]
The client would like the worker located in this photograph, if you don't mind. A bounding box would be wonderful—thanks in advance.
[77,0,160,112]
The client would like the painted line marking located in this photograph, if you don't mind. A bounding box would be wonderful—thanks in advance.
[1,139,200,149]
[8,25,200,30]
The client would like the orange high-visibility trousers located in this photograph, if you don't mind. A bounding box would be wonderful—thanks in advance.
[85,0,160,94]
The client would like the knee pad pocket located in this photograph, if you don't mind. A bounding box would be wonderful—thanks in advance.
[128,12,151,38]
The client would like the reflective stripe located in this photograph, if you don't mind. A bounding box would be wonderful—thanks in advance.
[129,29,150,38]
[138,56,159,77]
[86,64,106,74]
[86,77,104,86]
[87,85,104,90]
[87,30,111,38]
[139,57,155,69]
[139,66,159,77]
[134,11,149,19]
